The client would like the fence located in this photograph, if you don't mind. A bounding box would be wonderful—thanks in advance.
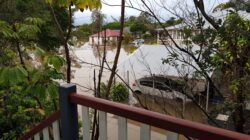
[19,84,250,140]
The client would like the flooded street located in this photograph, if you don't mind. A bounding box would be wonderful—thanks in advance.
[71,44,136,94]
[71,43,205,140]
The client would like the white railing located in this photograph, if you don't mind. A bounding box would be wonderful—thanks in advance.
[19,111,60,140]
[80,107,178,140]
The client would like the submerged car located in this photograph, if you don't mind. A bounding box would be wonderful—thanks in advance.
[132,39,144,47]
[132,77,193,102]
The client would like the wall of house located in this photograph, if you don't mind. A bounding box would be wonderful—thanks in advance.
[157,30,184,45]
[89,37,103,45]
[89,36,119,45]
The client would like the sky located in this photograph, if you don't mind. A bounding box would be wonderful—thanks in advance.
[73,0,228,26]
[74,0,140,26]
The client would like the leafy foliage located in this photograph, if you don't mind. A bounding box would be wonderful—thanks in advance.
[103,22,121,30]
[123,32,133,44]
[130,20,147,34]
[45,0,102,11]
[111,83,129,102]
[0,8,65,140]
[91,9,106,33]
[72,24,91,41]
[0,0,71,50]
[99,82,129,102]
[163,17,183,27]
[161,2,250,132]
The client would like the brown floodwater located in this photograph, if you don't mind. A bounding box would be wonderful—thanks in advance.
[72,43,205,140]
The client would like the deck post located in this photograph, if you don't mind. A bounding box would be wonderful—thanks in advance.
[59,84,79,140]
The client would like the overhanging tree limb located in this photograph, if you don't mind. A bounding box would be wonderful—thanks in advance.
[193,0,220,30]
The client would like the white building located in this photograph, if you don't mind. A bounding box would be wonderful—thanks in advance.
[156,10,250,45]
[156,23,195,45]
[89,29,120,45]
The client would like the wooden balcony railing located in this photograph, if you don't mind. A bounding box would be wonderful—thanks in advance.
[19,84,250,140]
[19,111,60,140]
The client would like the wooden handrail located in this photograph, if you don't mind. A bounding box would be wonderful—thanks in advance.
[70,93,250,140]
[19,110,60,140]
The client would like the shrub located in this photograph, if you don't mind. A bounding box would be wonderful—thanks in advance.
[123,32,133,44]
[100,82,108,98]
[143,33,153,39]
[99,82,129,102]
[111,83,129,102]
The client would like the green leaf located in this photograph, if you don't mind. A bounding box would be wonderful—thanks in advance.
[47,83,58,98]
[75,0,102,11]
[0,67,9,84]
[48,56,65,72]
[0,20,18,39]
[0,66,28,85]
[33,84,46,98]
[31,71,42,84]
[35,47,46,57]
[17,24,41,39]
[24,17,44,27]
[45,0,53,4]
[16,66,28,77]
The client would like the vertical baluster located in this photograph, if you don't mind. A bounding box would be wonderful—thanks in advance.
[140,124,150,140]
[42,127,49,140]
[99,111,107,140]
[52,121,60,140]
[82,106,90,140]
[167,131,179,140]
[34,133,40,140]
[118,116,127,140]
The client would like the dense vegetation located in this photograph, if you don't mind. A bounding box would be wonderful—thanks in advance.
[0,0,101,139]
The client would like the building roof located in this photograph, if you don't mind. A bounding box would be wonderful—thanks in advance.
[90,29,120,37]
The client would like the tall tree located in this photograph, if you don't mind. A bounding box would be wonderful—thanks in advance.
[91,9,106,33]
[138,0,250,133]
[0,0,69,50]
[192,0,250,133]
[45,0,102,83]
[106,0,126,98]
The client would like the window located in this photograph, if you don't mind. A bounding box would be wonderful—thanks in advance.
[155,82,171,91]
[165,79,184,92]
[140,81,153,88]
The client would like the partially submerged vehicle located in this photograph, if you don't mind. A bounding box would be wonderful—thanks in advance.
[132,76,206,102]
[131,39,144,47]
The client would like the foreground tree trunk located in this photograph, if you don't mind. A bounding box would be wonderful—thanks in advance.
[48,4,72,83]
[106,0,125,98]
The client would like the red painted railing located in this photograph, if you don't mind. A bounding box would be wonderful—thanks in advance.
[19,111,60,140]
[19,84,250,140]
[70,93,250,140]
